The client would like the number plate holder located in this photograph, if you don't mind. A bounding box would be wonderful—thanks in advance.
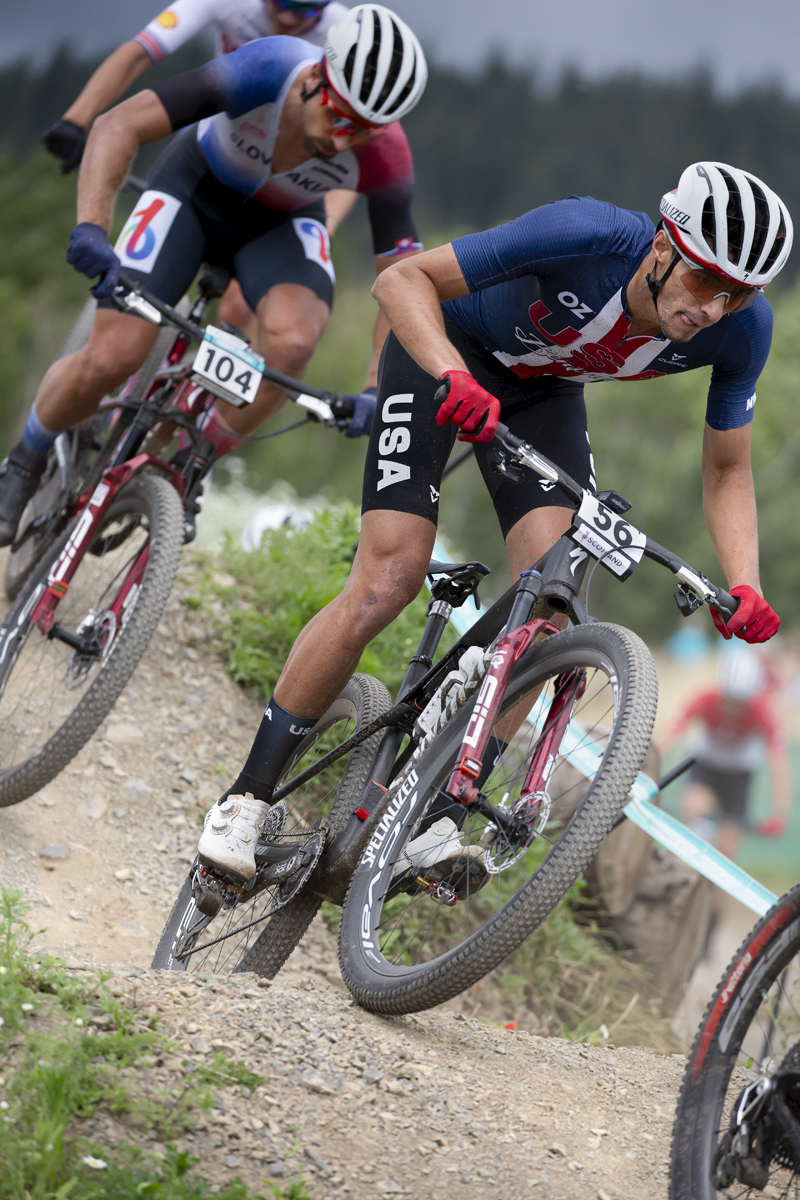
[570,491,646,581]
[191,325,265,408]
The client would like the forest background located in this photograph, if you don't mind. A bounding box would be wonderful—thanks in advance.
[3,44,800,643]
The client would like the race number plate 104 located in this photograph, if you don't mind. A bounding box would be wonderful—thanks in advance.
[571,491,646,581]
[191,326,265,408]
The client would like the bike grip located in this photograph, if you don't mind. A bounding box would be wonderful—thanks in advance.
[494,422,522,450]
[330,396,355,420]
[711,589,740,623]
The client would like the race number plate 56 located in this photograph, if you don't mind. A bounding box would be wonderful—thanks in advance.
[191,325,265,408]
[571,492,646,581]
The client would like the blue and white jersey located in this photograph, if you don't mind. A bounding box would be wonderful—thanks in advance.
[153,37,418,253]
[445,197,773,431]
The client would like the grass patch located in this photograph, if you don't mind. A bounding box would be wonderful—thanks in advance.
[0,888,305,1200]
[188,505,457,702]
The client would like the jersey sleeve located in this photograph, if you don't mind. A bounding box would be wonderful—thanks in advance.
[704,295,773,431]
[451,197,654,292]
[353,124,421,257]
[752,696,785,753]
[152,37,316,129]
[135,0,216,63]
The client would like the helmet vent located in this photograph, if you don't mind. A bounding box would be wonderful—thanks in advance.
[717,167,745,263]
[343,43,357,88]
[762,208,787,275]
[746,179,771,272]
[360,8,383,104]
[375,19,407,112]
[701,196,717,255]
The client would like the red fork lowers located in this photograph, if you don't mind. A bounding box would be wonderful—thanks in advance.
[444,618,562,806]
[29,453,184,636]
[518,667,587,800]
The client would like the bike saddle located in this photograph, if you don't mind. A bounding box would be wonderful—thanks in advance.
[427,559,491,579]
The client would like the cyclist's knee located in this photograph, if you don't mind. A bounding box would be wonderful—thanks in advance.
[79,323,154,389]
[344,562,426,641]
[261,325,322,370]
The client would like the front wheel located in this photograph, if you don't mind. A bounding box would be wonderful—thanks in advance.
[670,884,800,1199]
[0,471,184,806]
[152,673,392,976]
[339,622,657,1015]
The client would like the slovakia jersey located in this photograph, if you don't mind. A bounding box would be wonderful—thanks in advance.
[152,37,419,255]
[136,0,349,62]
[445,197,773,431]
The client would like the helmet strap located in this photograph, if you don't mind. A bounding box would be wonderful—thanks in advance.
[301,77,324,104]
[646,250,680,311]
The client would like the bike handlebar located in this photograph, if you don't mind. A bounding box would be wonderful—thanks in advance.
[112,268,355,423]
[493,421,740,622]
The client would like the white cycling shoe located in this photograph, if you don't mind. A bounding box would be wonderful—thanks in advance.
[197,792,271,883]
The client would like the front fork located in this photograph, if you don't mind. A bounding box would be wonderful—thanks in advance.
[28,453,183,644]
[444,619,585,813]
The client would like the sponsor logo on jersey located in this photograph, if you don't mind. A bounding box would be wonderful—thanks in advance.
[114,191,181,275]
[156,9,178,27]
[292,218,336,284]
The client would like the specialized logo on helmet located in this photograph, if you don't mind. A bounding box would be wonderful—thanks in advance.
[660,199,691,227]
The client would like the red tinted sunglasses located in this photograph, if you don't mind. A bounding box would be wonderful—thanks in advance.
[271,0,326,15]
[679,264,758,313]
[320,84,381,133]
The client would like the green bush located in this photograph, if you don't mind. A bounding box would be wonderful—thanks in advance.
[201,505,456,702]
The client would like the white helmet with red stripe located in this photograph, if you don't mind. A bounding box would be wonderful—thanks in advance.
[324,4,427,125]
[659,162,793,288]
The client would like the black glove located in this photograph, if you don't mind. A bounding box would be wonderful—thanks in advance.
[66,223,121,299]
[42,119,87,174]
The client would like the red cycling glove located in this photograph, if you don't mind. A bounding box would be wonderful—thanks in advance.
[435,371,500,444]
[711,584,780,643]
[755,815,787,838]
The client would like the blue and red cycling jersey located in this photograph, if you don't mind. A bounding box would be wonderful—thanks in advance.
[445,197,773,430]
[152,36,419,257]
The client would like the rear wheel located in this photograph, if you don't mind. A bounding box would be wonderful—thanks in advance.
[670,884,800,1199]
[0,471,183,806]
[152,673,392,975]
[339,623,657,1015]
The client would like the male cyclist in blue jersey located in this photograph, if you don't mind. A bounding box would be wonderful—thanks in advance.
[0,6,426,546]
[42,0,356,337]
[194,162,794,884]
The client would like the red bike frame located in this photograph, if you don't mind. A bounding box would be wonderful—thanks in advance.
[29,453,184,642]
[444,617,586,809]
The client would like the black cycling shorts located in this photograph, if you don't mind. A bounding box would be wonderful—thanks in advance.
[99,128,333,314]
[362,312,594,538]
[688,761,752,825]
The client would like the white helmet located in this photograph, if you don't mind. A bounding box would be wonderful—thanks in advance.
[717,650,766,701]
[659,162,793,288]
[324,4,427,126]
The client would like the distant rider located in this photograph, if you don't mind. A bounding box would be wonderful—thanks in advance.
[0,6,426,547]
[670,650,790,861]
[41,0,357,338]
[194,162,794,884]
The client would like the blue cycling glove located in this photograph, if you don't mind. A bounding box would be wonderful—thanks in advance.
[66,223,121,299]
[344,387,377,439]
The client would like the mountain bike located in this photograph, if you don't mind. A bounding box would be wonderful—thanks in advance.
[154,414,741,1017]
[670,882,800,1198]
[0,270,358,808]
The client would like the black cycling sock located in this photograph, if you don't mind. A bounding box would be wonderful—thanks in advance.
[417,736,509,834]
[226,699,317,804]
[8,440,48,477]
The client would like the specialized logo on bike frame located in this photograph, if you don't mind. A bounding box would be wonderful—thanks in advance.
[115,191,182,275]
[376,393,413,491]
[494,289,670,384]
[292,218,336,284]
[361,770,419,871]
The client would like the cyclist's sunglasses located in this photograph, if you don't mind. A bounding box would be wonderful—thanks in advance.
[271,0,326,15]
[678,259,759,313]
[320,85,380,133]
